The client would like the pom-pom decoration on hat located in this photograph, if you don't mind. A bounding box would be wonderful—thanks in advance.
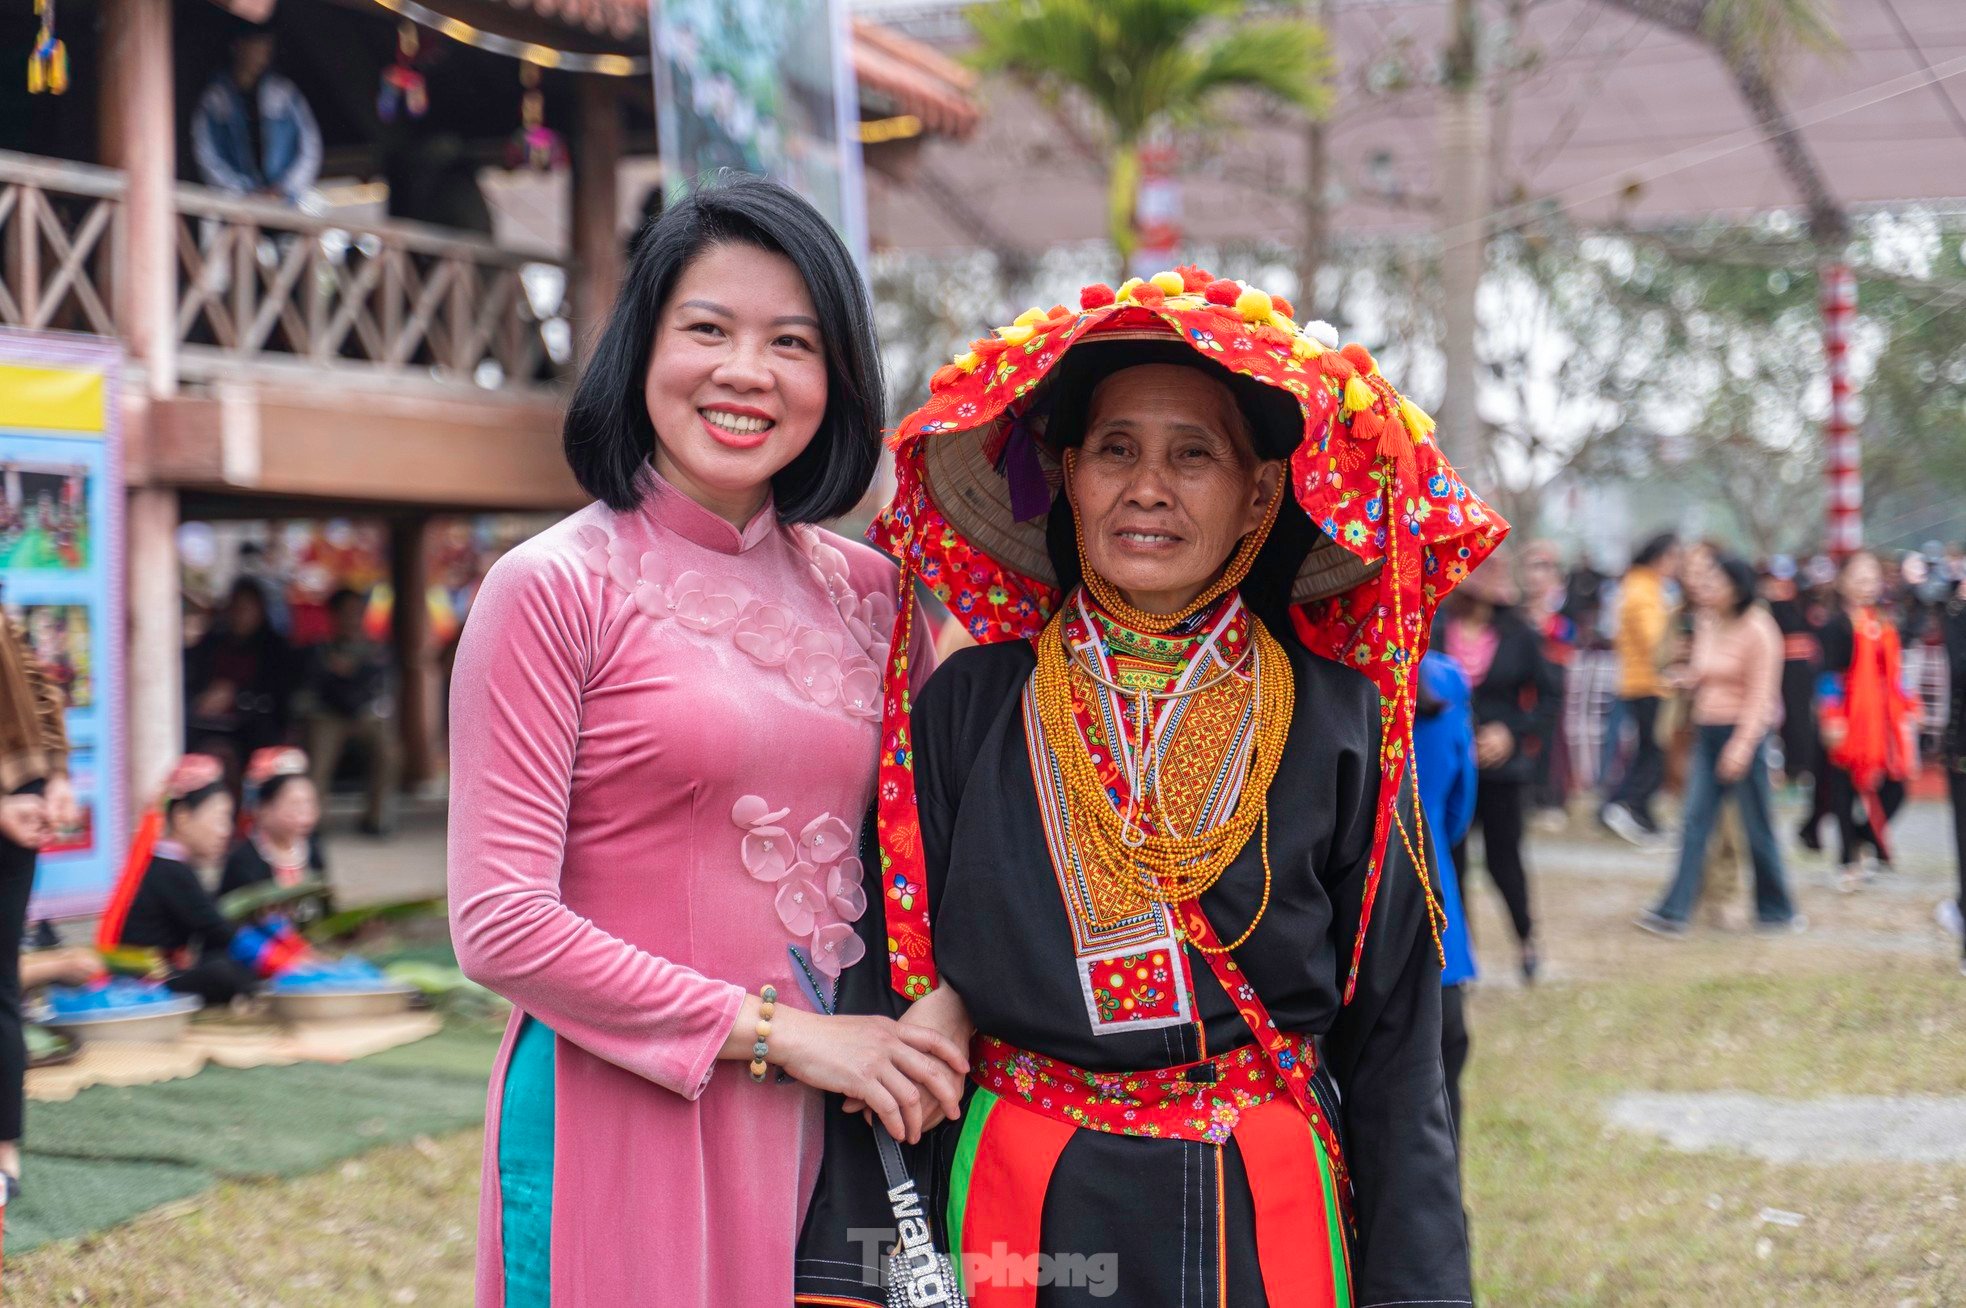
[875,265,1508,1002]
[164,755,226,802]
[245,746,309,789]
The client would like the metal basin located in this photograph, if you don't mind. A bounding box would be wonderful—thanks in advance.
[266,984,417,1023]
[43,996,203,1045]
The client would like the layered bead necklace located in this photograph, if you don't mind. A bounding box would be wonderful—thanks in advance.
[1031,460,1296,952]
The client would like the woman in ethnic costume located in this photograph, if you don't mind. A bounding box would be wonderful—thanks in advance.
[220,746,328,900]
[796,267,1502,1308]
[447,177,964,1307]
[97,755,263,1004]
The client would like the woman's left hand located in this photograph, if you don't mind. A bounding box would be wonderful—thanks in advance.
[844,984,975,1132]
[1475,722,1515,768]
[1717,750,1750,784]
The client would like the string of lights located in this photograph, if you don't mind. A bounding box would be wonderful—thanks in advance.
[368,0,648,77]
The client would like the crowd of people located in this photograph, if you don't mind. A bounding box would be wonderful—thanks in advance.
[1419,532,1966,974]
[184,577,397,836]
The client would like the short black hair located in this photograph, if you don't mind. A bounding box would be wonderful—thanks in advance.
[256,771,309,808]
[167,780,230,823]
[1714,553,1758,616]
[1632,532,1679,569]
[562,174,883,522]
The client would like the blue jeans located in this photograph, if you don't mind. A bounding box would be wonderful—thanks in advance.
[1655,725,1796,924]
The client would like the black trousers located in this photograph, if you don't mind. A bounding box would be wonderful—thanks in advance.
[1441,982,1469,1150]
[1608,695,1666,828]
[0,833,35,1142]
[1951,770,1966,962]
[1454,775,1534,947]
[1827,765,1906,866]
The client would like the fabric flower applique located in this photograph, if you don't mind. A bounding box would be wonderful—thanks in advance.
[810,920,866,979]
[670,570,741,633]
[732,796,796,881]
[776,864,827,936]
[578,526,669,619]
[733,601,799,665]
[785,628,846,707]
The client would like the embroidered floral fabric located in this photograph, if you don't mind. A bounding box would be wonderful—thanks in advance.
[869,266,1509,999]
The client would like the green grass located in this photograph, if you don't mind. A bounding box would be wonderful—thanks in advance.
[1463,958,1966,1306]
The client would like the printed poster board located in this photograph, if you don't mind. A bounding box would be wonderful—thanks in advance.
[0,329,126,919]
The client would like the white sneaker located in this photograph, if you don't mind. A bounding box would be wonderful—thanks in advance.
[1938,899,1965,939]
[1602,803,1654,848]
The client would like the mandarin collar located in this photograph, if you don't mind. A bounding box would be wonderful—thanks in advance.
[638,465,779,556]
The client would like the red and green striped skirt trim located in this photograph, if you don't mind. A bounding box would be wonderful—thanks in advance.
[945,1084,1352,1307]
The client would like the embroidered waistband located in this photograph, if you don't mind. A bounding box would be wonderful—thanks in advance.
[971,1032,1314,1146]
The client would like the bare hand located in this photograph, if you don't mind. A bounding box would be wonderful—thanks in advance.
[0,795,50,849]
[1475,722,1515,768]
[845,985,974,1132]
[770,1007,967,1144]
[1716,751,1749,785]
[42,775,77,831]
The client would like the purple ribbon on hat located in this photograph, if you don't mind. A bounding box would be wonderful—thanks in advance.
[1000,412,1052,523]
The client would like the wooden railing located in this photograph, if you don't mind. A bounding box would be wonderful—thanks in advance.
[0,151,568,392]
[0,151,124,337]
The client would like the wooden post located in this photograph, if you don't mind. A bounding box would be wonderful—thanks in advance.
[571,74,623,361]
[99,0,177,398]
[389,515,434,792]
[126,488,182,805]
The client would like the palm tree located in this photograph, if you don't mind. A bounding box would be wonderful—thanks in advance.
[1596,0,1845,242]
[968,0,1331,277]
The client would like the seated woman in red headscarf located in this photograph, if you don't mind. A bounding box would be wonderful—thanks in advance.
[796,270,1502,1308]
[97,755,263,1004]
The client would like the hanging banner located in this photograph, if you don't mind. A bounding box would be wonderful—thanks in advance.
[649,0,868,259]
[0,330,125,919]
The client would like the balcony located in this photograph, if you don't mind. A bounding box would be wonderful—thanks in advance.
[0,149,583,511]
[1,149,567,393]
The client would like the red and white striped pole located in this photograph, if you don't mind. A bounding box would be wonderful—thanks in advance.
[1821,263,1861,558]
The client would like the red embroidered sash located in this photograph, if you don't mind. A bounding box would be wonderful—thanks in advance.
[1174,898,1355,1228]
[972,1032,1306,1144]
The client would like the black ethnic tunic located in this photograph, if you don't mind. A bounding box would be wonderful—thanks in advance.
[795,628,1471,1308]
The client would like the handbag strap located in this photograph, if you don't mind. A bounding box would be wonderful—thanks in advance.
[870,1121,969,1307]
[1172,898,1354,1226]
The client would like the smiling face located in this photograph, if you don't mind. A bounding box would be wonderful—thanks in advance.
[1066,363,1282,616]
[643,242,830,527]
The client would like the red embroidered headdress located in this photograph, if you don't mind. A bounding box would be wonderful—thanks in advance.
[870,266,1508,1001]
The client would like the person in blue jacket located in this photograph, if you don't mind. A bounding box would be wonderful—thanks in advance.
[1416,650,1480,1144]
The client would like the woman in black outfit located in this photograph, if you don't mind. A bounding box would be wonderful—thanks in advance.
[102,757,261,1004]
[1443,563,1561,981]
[1941,583,1966,975]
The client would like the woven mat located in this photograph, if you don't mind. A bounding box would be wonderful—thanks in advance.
[26,1011,443,1103]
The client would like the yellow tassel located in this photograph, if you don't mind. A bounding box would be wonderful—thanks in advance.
[955,350,981,373]
[1013,306,1047,329]
[1116,277,1145,303]
[1150,270,1185,296]
[997,324,1035,346]
[1398,396,1436,438]
[1343,375,1376,414]
[1235,287,1273,322]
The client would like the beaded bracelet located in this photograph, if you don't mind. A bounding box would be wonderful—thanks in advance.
[748,985,777,1083]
